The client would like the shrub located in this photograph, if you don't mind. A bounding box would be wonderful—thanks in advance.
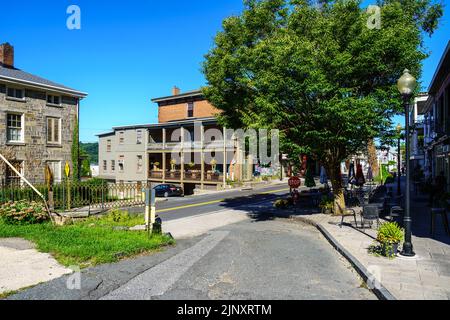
[274,198,289,209]
[106,209,131,223]
[377,222,404,245]
[0,200,49,225]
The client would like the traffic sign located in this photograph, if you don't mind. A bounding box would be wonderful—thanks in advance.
[65,161,71,178]
[288,176,301,189]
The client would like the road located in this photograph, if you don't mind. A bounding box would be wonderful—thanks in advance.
[8,182,377,300]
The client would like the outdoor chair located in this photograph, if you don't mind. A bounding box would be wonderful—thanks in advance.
[360,205,381,229]
[336,203,358,228]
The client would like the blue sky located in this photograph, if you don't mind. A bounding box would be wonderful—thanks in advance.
[1,0,448,142]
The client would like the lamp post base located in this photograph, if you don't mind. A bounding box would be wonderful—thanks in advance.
[400,242,416,257]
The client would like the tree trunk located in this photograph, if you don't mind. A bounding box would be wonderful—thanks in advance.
[367,139,379,178]
[327,161,346,215]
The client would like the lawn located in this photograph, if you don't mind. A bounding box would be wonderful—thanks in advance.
[0,212,174,268]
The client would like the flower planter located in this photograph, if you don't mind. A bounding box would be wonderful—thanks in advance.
[381,242,399,257]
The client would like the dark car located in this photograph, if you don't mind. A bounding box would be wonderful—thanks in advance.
[153,184,184,198]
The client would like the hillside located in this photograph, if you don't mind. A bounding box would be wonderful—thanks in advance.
[81,142,99,165]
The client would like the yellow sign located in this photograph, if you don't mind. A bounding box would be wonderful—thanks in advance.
[65,162,71,178]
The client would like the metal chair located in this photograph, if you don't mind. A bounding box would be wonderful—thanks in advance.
[361,205,381,229]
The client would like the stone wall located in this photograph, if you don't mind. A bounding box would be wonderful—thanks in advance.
[0,82,78,183]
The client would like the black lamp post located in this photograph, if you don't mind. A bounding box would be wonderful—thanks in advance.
[397,69,416,257]
[397,124,403,196]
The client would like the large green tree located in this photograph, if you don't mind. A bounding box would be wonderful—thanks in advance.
[203,0,442,213]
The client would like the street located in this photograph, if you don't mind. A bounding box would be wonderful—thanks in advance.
[8,185,377,300]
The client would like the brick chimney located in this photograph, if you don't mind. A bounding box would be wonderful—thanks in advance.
[172,86,180,96]
[0,43,14,67]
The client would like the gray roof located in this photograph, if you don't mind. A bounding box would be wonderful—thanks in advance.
[151,89,202,103]
[0,64,87,98]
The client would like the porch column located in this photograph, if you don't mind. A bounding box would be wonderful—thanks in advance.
[223,127,227,188]
[181,126,185,188]
[162,152,166,183]
[201,124,205,190]
[162,128,166,150]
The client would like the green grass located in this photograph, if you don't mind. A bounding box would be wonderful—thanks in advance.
[0,213,174,268]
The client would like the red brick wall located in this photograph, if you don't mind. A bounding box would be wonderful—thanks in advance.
[158,99,220,123]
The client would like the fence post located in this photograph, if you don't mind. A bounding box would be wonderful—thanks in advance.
[67,178,71,210]
[101,179,105,210]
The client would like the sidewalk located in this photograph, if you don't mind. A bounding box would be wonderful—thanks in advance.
[271,181,450,300]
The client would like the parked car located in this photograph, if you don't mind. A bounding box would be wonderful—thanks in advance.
[153,184,184,198]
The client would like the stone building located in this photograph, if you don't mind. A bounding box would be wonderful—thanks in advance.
[0,43,87,184]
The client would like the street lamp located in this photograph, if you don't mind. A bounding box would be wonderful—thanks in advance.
[396,124,403,196]
[397,69,417,257]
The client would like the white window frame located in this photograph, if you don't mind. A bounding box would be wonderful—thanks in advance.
[6,113,25,143]
[111,160,116,171]
[119,132,125,144]
[46,94,62,107]
[187,102,194,118]
[5,86,25,102]
[136,130,143,145]
[46,117,62,145]
[5,160,24,186]
[107,139,112,152]
[137,155,143,173]
[103,160,108,171]
[118,156,125,172]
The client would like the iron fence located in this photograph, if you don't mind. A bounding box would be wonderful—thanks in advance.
[0,179,150,212]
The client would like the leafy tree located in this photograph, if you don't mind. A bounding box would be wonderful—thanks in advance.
[203,0,442,213]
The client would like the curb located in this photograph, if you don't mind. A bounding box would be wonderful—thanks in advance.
[275,213,397,301]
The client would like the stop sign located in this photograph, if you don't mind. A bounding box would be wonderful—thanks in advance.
[288,176,301,189]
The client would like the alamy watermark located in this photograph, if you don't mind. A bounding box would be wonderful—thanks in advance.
[67,5,81,30]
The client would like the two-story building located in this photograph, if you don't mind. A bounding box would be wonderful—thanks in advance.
[0,43,87,185]
[423,41,450,189]
[98,87,256,193]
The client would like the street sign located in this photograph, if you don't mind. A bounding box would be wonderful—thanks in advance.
[288,176,301,189]
[64,162,71,178]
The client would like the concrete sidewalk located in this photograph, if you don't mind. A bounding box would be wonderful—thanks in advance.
[0,238,72,295]
[272,189,450,300]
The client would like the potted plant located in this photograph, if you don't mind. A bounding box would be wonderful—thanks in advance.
[152,162,160,171]
[377,222,404,258]
[319,195,334,214]
[170,159,177,177]
[187,162,197,178]
[210,158,217,172]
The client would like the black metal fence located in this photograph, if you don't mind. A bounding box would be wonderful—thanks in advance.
[0,179,149,211]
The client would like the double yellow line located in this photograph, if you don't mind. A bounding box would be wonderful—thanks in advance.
[156,188,291,213]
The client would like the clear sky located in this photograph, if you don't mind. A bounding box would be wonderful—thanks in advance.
[1,0,448,142]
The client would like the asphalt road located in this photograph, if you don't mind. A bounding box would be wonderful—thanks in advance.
[130,183,294,221]
[9,219,376,300]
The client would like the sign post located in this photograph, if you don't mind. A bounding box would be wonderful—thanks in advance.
[144,186,157,237]
[65,161,71,210]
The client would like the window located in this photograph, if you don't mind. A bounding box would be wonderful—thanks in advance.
[136,130,143,144]
[187,102,194,118]
[119,132,125,144]
[5,161,23,186]
[47,117,61,144]
[111,160,115,171]
[103,160,107,171]
[107,139,112,152]
[6,87,25,101]
[118,156,124,172]
[7,113,24,143]
[137,155,143,173]
[47,94,61,106]
[47,161,62,183]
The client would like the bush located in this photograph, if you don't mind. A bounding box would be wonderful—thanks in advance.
[274,198,289,209]
[105,209,131,223]
[377,222,404,245]
[0,200,49,225]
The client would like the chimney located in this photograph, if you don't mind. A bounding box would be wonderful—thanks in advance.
[0,43,14,67]
[172,86,180,96]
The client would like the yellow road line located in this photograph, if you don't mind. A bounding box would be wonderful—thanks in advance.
[260,188,291,194]
[156,188,291,213]
[157,199,225,213]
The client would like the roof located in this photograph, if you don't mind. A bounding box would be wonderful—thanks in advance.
[428,41,450,95]
[97,117,218,136]
[0,64,87,98]
[151,89,203,103]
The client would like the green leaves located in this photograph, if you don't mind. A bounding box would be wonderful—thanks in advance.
[203,0,442,168]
